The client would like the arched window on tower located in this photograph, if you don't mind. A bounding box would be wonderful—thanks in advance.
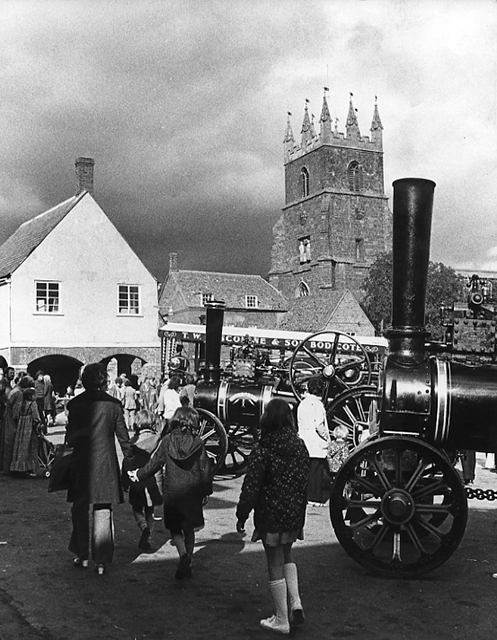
[301,167,310,197]
[347,161,363,192]
[295,280,310,298]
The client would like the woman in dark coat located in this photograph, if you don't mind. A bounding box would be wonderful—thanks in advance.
[236,399,310,634]
[0,377,27,473]
[65,362,131,575]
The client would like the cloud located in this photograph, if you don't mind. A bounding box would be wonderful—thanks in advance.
[1,0,497,283]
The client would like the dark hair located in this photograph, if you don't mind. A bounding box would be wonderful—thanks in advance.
[19,375,35,390]
[168,376,181,391]
[185,373,195,385]
[307,377,324,396]
[23,387,35,401]
[35,370,44,378]
[169,406,199,432]
[260,399,295,435]
[4,367,15,377]
[81,363,108,391]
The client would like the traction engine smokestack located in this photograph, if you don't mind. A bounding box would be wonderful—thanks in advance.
[203,301,225,383]
[388,178,436,364]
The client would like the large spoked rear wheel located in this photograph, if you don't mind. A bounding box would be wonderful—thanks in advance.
[196,408,229,474]
[330,436,468,577]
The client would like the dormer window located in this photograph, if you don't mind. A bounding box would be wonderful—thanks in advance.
[301,167,310,197]
[296,280,310,297]
[348,161,363,192]
[245,295,258,308]
[201,293,214,305]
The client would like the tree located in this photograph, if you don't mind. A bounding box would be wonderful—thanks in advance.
[361,251,464,339]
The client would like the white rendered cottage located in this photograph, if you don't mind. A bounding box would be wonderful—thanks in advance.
[0,158,160,391]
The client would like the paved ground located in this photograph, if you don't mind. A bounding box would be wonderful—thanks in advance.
[1,441,497,640]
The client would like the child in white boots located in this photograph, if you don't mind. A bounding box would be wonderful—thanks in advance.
[236,399,310,634]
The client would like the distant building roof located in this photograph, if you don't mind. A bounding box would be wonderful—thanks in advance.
[0,192,85,278]
[278,291,346,331]
[161,270,288,311]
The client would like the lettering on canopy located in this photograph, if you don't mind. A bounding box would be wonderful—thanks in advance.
[163,329,383,354]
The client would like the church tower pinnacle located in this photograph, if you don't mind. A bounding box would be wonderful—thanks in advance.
[370,95,383,148]
[320,87,332,143]
[283,112,295,163]
[346,93,360,140]
[301,100,313,148]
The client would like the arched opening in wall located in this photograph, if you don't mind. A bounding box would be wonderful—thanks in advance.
[0,356,8,372]
[100,354,146,389]
[348,161,363,192]
[301,167,310,197]
[28,355,84,395]
[295,280,310,298]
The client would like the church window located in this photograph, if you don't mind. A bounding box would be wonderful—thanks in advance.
[299,237,311,264]
[296,280,310,297]
[245,295,259,308]
[301,167,310,197]
[355,238,365,261]
[348,161,363,192]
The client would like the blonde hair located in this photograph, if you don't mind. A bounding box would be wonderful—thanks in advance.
[133,409,157,433]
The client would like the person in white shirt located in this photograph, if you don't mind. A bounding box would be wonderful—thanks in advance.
[157,376,182,435]
[297,377,330,506]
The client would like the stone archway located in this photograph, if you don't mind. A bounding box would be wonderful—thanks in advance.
[28,355,84,395]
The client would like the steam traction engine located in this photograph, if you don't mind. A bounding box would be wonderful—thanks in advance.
[330,178,497,577]
[192,302,380,474]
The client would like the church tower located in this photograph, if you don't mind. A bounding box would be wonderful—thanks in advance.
[269,91,391,301]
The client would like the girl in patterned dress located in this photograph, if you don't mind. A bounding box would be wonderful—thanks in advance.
[236,399,310,635]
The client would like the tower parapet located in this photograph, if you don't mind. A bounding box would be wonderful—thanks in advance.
[285,92,382,164]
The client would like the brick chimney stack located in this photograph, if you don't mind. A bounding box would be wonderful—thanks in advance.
[169,252,178,273]
[75,157,95,195]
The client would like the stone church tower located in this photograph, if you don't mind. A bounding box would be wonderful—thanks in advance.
[268,91,391,301]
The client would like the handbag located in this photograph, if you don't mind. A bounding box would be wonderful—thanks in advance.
[326,439,350,474]
[47,442,74,492]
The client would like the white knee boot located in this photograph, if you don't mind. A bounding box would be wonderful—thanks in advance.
[260,578,290,635]
[284,563,305,625]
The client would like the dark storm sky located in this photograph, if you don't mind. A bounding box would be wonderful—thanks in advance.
[1,0,497,284]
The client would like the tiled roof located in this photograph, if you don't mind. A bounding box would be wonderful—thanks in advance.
[0,193,85,278]
[278,291,346,331]
[162,270,288,310]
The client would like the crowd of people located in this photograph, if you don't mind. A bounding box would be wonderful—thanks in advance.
[6,360,493,634]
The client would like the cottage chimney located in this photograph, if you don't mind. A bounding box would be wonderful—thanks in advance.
[169,252,178,273]
[75,157,95,195]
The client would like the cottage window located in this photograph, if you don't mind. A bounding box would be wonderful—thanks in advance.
[36,281,60,313]
[118,284,140,315]
[245,295,259,308]
[201,293,214,305]
[301,167,310,197]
